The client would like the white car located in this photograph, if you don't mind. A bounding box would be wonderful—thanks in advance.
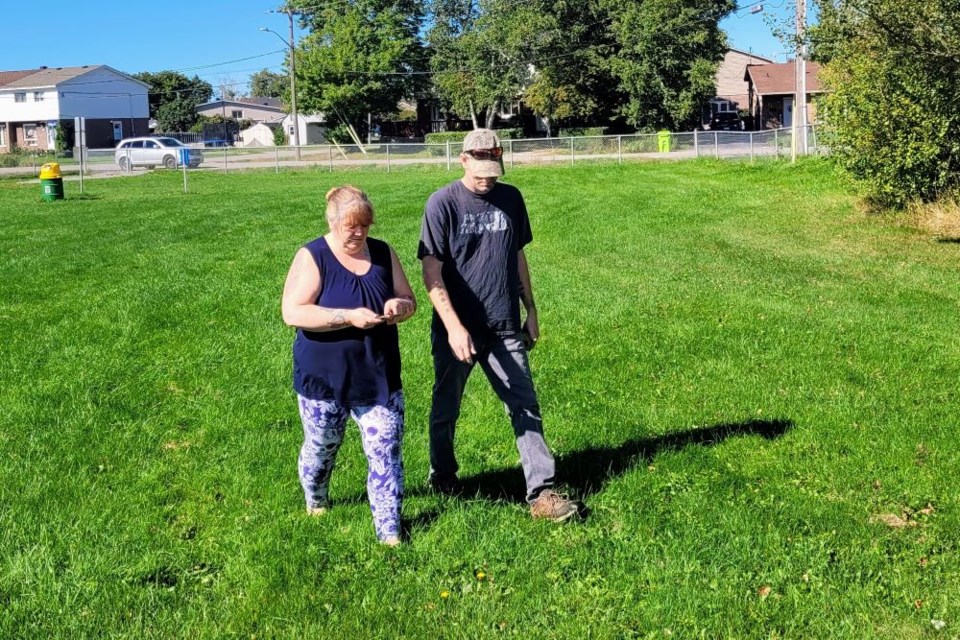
[115,136,203,170]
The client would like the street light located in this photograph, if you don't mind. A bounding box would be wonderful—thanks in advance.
[260,15,300,159]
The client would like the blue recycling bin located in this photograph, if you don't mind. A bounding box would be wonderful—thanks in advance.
[178,148,190,167]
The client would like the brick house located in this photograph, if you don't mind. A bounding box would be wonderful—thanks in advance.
[744,60,823,130]
[705,48,775,126]
[0,65,149,153]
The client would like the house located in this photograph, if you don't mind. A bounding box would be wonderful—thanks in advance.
[195,97,285,123]
[744,60,823,130]
[280,113,327,145]
[705,48,775,124]
[0,65,149,152]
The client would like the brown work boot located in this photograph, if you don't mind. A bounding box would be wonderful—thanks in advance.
[530,490,579,522]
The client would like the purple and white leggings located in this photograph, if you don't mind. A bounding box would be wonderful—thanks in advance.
[296,391,404,541]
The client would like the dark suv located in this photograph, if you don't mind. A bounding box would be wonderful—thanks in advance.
[708,112,744,131]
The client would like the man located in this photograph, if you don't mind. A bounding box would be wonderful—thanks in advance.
[418,128,578,522]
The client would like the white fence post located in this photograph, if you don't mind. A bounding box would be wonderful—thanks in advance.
[446,141,451,171]
[749,132,754,161]
[275,145,279,173]
[714,131,719,158]
[570,136,575,166]
[509,139,514,168]
[694,130,699,157]
[328,145,333,172]
[617,135,622,164]
[387,144,391,172]
[775,129,780,159]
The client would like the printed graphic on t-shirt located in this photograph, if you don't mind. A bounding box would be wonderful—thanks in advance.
[458,207,508,235]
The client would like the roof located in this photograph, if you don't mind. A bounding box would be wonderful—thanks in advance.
[726,48,775,64]
[198,97,284,111]
[239,97,282,108]
[0,65,150,89]
[745,61,823,95]
[0,69,39,87]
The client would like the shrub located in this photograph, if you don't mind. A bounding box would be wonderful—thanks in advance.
[815,0,960,208]
[558,127,606,137]
[425,131,469,146]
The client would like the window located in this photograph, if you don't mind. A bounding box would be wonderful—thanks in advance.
[34,91,44,102]
[0,124,5,146]
[24,124,37,146]
[144,140,159,149]
[231,110,243,119]
[15,92,26,103]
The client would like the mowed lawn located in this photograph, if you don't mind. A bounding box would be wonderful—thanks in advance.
[1,159,958,638]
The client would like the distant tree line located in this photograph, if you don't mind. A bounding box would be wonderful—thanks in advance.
[282,0,736,137]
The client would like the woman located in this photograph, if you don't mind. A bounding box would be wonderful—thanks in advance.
[281,185,416,546]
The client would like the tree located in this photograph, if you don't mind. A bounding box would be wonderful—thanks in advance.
[289,0,426,135]
[519,0,620,136]
[424,0,732,133]
[250,69,288,98]
[812,0,960,207]
[132,71,213,132]
[216,76,240,101]
[604,0,735,130]
[426,0,552,129]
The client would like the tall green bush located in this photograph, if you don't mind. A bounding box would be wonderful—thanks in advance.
[815,0,960,208]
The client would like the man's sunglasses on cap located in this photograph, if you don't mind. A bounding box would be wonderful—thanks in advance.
[465,147,503,160]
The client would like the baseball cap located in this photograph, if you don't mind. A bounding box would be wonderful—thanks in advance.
[462,128,504,178]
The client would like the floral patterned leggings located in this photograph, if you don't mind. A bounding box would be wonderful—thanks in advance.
[296,391,404,541]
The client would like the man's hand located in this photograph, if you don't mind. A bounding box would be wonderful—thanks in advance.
[448,324,477,363]
[522,310,539,350]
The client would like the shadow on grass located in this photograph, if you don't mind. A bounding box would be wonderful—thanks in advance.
[936,237,960,244]
[444,418,794,505]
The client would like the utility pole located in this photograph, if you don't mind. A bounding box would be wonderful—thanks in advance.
[792,0,808,162]
[286,8,301,159]
[261,7,301,160]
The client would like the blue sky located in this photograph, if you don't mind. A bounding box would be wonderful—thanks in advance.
[2,0,791,94]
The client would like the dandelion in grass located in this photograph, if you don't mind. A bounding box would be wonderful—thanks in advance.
[440,590,450,599]
[476,571,486,581]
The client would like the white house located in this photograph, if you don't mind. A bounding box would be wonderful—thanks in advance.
[0,65,149,152]
[281,113,327,145]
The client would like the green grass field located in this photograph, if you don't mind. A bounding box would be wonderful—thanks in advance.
[2,160,958,638]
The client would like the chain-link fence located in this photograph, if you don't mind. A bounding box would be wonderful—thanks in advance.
[0,126,822,178]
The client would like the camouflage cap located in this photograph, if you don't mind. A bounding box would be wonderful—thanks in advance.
[462,128,504,177]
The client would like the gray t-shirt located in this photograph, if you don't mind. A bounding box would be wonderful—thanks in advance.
[418,180,533,338]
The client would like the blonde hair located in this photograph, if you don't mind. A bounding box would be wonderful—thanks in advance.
[325,185,374,227]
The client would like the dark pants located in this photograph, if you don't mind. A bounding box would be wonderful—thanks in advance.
[429,330,556,502]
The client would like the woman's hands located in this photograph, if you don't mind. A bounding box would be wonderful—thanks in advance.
[382,297,416,325]
[347,308,385,329]
[344,298,415,330]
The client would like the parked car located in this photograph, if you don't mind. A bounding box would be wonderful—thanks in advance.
[114,136,203,170]
[706,112,745,131]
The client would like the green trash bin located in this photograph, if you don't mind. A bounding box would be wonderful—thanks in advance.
[657,130,672,153]
[40,163,64,202]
